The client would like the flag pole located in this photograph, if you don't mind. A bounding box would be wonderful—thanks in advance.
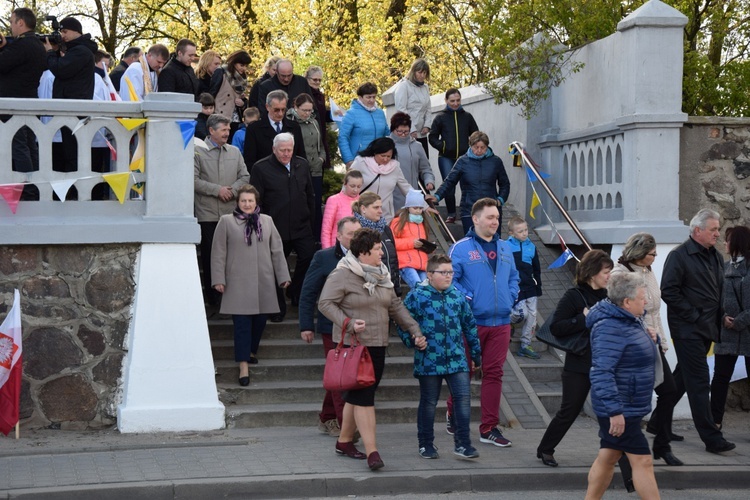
[15,422,19,439]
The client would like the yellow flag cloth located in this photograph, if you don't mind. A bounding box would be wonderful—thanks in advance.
[102,173,131,204]
[529,191,541,219]
[117,117,147,131]
[123,76,139,102]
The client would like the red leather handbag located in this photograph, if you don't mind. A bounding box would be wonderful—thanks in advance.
[323,318,376,391]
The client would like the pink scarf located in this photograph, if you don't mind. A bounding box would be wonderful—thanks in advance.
[363,156,399,175]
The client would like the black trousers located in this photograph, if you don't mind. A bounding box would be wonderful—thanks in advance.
[672,338,724,446]
[711,353,750,426]
[649,349,681,452]
[199,221,220,306]
[537,370,590,455]
[275,235,315,317]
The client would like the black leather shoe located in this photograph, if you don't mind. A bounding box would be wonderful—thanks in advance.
[249,355,258,364]
[645,424,684,442]
[653,450,684,466]
[706,440,736,454]
[270,314,284,323]
[239,376,250,386]
[536,451,558,467]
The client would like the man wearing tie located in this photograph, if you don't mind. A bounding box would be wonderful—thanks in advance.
[242,89,305,170]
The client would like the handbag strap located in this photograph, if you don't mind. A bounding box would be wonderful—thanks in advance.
[575,288,591,309]
[362,174,381,193]
[337,318,360,348]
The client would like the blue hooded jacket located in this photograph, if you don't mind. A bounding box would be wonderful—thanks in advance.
[399,282,482,376]
[587,299,658,418]
[448,228,520,326]
[337,99,390,164]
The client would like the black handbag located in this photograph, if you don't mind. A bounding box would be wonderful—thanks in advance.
[536,289,590,356]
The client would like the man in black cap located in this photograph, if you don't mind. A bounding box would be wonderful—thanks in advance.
[158,38,200,99]
[0,7,47,199]
[43,16,97,99]
[43,16,98,172]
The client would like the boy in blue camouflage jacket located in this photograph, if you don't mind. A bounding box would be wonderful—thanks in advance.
[398,254,482,460]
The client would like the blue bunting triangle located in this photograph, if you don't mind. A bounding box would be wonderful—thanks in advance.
[526,166,551,182]
[549,248,575,269]
[177,120,197,149]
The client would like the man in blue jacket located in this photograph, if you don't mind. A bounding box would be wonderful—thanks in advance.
[299,216,361,435]
[447,198,520,447]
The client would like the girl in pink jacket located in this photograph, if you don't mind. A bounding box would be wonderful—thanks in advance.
[321,170,363,248]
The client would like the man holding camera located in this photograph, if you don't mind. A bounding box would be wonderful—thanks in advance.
[43,16,97,100]
[0,7,47,184]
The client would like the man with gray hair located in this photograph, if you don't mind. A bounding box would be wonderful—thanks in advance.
[250,132,315,322]
[242,89,305,169]
[194,113,250,307]
[255,58,312,115]
[660,208,735,453]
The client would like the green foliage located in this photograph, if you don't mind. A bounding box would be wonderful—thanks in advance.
[322,169,344,203]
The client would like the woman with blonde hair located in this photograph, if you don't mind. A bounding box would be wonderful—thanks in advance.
[393,58,432,156]
[196,50,221,94]
[249,55,281,108]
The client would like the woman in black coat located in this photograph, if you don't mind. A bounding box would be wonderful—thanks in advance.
[536,250,613,467]
[711,225,750,428]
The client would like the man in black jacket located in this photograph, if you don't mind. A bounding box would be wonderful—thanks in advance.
[256,59,312,118]
[250,132,315,322]
[43,16,98,173]
[109,46,141,92]
[0,7,47,190]
[299,216,361,435]
[158,38,200,99]
[660,208,735,454]
[243,89,305,170]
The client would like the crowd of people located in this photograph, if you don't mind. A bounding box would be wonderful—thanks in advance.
[3,8,746,491]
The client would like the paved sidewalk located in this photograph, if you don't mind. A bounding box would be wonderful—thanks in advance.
[1,416,749,499]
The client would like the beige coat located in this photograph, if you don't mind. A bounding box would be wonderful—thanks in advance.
[211,213,290,315]
[194,141,250,222]
[318,267,421,347]
[214,73,240,119]
[611,262,668,350]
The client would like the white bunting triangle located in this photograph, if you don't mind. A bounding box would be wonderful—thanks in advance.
[49,179,77,202]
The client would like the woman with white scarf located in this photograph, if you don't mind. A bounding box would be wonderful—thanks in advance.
[350,137,412,222]
[319,228,425,471]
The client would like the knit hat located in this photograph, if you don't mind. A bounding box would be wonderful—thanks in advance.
[59,17,83,34]
[403,189,426,209]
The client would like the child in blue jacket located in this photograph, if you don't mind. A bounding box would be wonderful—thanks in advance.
[507,216,542,359]
[399,254,482,460]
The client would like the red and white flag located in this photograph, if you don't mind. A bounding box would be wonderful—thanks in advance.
[0,290,22,435]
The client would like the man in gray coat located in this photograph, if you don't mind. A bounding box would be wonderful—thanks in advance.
[194,113,250,307]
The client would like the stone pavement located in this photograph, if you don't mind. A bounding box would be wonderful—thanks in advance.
[1,415,749,499]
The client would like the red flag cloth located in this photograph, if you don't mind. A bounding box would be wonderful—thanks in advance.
[0,184,24,214]
[0,290,22,435]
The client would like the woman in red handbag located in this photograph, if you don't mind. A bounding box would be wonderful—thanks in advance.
[319,228,426,471]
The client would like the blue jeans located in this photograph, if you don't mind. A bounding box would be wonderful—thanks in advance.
[232,314,268,361]
[418,371,472,449]
[437,156,457,216]
[400,268,427,290]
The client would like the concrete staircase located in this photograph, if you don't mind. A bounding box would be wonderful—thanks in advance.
[210,204,574,431]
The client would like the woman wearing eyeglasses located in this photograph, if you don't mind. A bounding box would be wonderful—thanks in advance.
[305,65,337,171]
[612,233,683,467]
[287,93,326,243]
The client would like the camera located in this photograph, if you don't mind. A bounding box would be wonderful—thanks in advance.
[37,15,61,45]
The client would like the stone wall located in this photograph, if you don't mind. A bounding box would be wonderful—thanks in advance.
[679,117,750,228]
[0,245,138,430]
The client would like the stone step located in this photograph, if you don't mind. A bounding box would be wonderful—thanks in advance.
[218,378,483,406]
[225,400,495,429]
[513,351,564,383]
[211,337,413,361]
[214,356,417,384]
[532,381,563,415]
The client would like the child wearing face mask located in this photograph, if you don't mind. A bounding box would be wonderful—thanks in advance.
[390,190,433,289]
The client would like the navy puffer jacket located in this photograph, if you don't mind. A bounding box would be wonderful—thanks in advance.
[434,149,510,218]
[587,299,658,418]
